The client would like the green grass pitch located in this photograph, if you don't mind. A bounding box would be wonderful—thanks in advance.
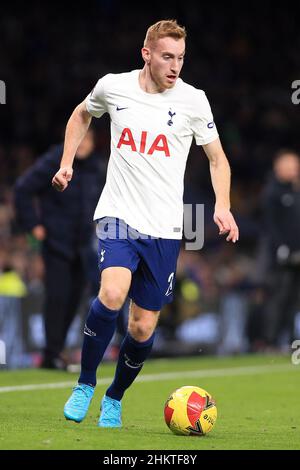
[0,354,299,450]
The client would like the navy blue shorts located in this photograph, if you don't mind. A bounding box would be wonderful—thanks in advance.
[96,218,181,311]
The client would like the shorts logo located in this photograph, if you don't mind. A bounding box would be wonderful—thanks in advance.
[100,249,106,263]
[207,121,215,129]
[165,272,174,296]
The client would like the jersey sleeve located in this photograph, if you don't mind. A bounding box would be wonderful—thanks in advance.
[191,91,219,145]
[85,75,110,118]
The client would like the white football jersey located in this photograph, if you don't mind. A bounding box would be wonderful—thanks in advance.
[85,69,219,239]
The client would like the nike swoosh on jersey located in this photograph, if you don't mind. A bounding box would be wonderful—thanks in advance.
[116,106,128,111]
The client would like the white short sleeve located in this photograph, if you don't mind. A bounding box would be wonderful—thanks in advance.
[85,75,110,118]
[191,91,219,145]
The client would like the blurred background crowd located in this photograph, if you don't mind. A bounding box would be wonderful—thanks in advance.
[1,1,300,368]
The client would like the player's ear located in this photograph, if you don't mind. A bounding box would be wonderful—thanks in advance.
[141,47,151,64]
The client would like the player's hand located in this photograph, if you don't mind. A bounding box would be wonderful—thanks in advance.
[213,207,239,243]
[52,166,73,192]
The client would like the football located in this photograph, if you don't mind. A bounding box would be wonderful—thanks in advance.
[164,385,217,436]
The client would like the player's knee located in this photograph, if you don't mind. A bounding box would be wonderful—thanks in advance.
[129,319,155,342]
[99,286,126,310]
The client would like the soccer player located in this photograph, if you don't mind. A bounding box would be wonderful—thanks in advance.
[52,19,239,427]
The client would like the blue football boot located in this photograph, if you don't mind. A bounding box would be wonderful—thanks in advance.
[64,383,94,423]
[98,395,122,428]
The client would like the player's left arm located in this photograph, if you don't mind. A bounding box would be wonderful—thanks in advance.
[202,137,239,243]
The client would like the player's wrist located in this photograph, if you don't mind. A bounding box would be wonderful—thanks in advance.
[214,203,231,212]
[59,161,73,170]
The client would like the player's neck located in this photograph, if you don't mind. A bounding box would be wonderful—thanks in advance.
[139,67,166,94]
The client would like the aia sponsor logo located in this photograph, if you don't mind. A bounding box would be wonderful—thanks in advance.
[117,128,170,157]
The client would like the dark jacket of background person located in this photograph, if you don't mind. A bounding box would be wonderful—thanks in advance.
[13,141,105,368]
[260,151,300,347]
[14,144,104,260]
[262,175,300,266]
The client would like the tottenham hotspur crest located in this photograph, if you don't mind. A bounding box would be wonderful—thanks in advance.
[167,108,176,126]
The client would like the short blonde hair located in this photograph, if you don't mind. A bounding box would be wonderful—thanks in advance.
[144,19,186,47]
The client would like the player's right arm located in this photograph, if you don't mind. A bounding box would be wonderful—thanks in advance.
[52,101,92,192]
[53,75,109,191]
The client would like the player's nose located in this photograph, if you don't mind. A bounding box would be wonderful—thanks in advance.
[170,60,180,74]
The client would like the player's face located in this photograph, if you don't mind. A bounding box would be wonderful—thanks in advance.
[146,37,185,91]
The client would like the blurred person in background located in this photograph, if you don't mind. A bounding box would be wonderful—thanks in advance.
[14,129,105,369]
[261,149,300,350]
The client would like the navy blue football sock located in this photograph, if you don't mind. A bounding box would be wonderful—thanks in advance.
[106,332,155,401]
[79,298,119,386]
